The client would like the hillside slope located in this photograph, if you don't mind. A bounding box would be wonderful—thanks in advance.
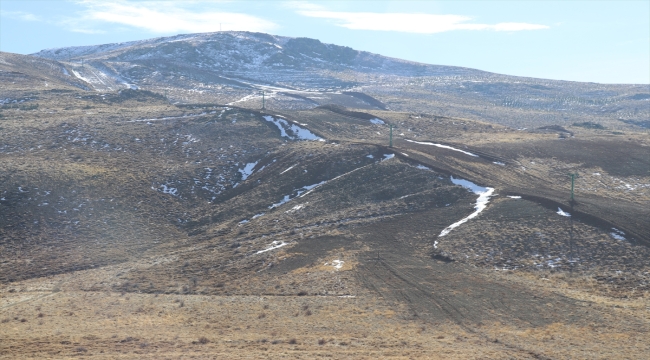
[0,34,648,359]
[31,32,650,130]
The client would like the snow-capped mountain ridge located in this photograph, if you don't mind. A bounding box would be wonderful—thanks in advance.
[33,31,484,79]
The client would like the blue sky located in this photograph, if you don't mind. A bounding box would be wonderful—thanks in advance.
[1,0,648,84]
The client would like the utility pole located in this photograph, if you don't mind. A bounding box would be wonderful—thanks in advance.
[568,173,579,201]
[569,199,574,275]
[389,124,393,147]
[261,91,265,109]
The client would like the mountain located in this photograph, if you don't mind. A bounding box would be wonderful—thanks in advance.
[33,31,484,78]
[1,32,649,358]
[32,31,649,130]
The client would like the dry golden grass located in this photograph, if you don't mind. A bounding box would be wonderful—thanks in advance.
[2,266,649,359]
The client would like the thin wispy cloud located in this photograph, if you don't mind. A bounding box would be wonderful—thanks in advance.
[67,1,277,34]
[1,10,41,22]
[291,4,548,33]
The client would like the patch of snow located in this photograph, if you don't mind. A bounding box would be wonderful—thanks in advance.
[439,176,494,237]
[297,181,327,198]
[382,153,395,161]
[405,139,479,157]
[366,154,374,159]
[256,240,288,254]
[269,181,326,209]
[331,260,344,270]
[493,161,505,166]
[369,118,385,125]
[280,164,296,174]
[545,257,563,268]
[227,93,260,105]
[70,69,94,85]
[507,195,522,199]
[263,115,323,141]
[238,161,258,181]
[610,228,626,241]
[556,207,571,217]
[269,195,291,209]
[286,204,304,213]
[416,164,430,170]
[159,185,178,196]
[450,176,488,194]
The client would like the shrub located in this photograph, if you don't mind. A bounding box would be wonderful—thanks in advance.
[572,121,605,130]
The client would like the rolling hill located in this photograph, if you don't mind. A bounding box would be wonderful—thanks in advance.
[1,32,649,358]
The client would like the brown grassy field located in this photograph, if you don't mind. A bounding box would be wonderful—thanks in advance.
[1,51,649,358]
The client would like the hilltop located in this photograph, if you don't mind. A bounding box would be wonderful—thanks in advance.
[30,31,650,129]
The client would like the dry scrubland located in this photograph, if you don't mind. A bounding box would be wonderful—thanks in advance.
[2,49,650,358]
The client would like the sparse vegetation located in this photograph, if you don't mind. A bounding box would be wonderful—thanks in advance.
[1,33,649,359]
[573,121,605,129]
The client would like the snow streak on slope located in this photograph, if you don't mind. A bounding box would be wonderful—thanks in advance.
[238,161,259,181]
[405,139,479,157]
[256,240,288,254]
[263,116,323,141]
[268,181,326,209]
[439,176,494,237]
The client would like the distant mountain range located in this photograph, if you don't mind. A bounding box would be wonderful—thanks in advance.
[33,31,485,83]
[20,31,650,129]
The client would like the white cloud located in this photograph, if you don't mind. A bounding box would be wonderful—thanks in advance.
[68,1,277,34]
[295,9,549,33]
[1,10,40,22]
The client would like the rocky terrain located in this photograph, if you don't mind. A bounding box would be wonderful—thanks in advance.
[1,33,649,358]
